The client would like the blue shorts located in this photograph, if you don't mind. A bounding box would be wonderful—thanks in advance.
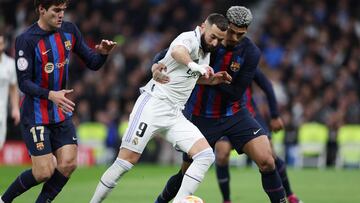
[21,118,77,156]
[188,108,266,156]
[253,108,271,137]
[214,108,271,145]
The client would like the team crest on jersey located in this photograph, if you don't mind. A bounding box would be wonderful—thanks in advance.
[230,61,241,72]
[36,142,44,151]
[230,56,243,72]
[64,40,72,51]
[44,62,54,73]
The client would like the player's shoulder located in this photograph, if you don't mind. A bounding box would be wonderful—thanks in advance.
[176,29,198,42]
[60,21,80,34]
[172,29,199,51]
[61,21,77,30]
[16,23,39,41]
[241,37,261,56]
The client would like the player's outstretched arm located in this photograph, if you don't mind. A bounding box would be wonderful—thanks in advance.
[197,71,232,85]
[171,45,213,78]
[253,68,284,131]
[71,23,115,70]
[253,68,280,119]
[95,39,117,55]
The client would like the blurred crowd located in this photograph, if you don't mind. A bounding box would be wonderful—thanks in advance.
[251,0,360,165]
[1,0,359,165]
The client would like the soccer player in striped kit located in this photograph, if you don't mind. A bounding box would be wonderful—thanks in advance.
[0,1,116,203]
[213,69,303,203]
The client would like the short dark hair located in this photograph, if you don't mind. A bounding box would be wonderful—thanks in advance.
[34,0,69,12]
[206,13,229,32]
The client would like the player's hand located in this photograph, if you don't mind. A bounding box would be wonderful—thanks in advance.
[270,117,284,132]
[203,66,215,79]
[197,71,232,85]
[152,63,170,84]
[11,108,20,125]
[48,89,75,113]
[211,71,232,84]
[95,40,117,55]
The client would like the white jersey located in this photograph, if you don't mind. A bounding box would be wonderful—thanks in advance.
[0,53,17,115]
[141,26,210,108]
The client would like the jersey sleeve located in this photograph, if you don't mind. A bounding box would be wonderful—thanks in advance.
[15,36,49,99]
[254,68,279,118]
[171,34,197,54]
[214,45,261,101]
[71,23,107,70]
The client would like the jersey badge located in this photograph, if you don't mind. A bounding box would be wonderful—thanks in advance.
[230,61,240,72]
[230,56,242,72]
[132,137,139,145]
[44,62,54,74]
[64,40,72,51]
[17,57,28,71]
[36,142,45,151]
[18,50,24,56]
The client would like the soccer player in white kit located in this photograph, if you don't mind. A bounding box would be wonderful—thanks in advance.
[90,13,229,203]
[0,33,20,149]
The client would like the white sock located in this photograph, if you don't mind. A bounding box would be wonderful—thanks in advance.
[173,148,215,203]
[90,158,133,203]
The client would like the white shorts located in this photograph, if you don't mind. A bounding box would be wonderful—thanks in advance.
[121,92,204,154]
[0,114,6,148]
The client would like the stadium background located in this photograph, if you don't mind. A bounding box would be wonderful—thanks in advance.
[0,0,360,202]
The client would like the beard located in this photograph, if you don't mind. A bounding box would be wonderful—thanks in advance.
[201,34,217,53]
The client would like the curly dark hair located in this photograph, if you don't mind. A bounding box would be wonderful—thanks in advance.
[34,0,69,13]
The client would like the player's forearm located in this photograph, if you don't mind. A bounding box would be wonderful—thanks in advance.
[215,74,253,101]
[9,84,20,111]
[196,77,211,85]
[84,52,108,71]
[265,89,280,118]
[255,73,279,118]
[76,42,108,71]
[171,46,192,66]
[18,80,50,99]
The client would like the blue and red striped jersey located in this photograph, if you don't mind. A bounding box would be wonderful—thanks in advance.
[185,37,261,118]
[15,21,107,125]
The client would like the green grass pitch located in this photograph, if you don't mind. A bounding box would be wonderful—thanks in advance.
[1,165,359,202]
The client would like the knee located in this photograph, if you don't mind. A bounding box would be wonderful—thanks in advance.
[193,148,215,166]
[33,166,55,182]
[57,159,77,177]
[257,155,275,172]
[215,149,230,166]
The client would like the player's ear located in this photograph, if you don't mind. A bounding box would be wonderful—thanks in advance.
[200,22,206,33]
[38,5,46,15]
